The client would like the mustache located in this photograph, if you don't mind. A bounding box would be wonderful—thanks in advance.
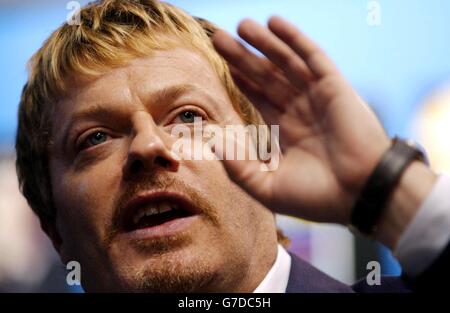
[105,173,219,245]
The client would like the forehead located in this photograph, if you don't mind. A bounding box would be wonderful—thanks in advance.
[55,47,231,117]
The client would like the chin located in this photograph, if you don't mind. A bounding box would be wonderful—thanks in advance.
[115,252,219,292]
[94,238,220,292]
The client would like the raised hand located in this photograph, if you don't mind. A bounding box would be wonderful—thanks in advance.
[212,16,391,225]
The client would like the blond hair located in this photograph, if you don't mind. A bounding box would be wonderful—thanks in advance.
[16,0,275,238]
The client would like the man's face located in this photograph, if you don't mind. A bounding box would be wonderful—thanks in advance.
[49,46,277,292]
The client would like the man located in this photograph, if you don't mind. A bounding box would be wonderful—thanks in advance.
[15,0,449,292]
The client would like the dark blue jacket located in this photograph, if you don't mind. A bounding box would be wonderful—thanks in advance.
[286,242,450,293]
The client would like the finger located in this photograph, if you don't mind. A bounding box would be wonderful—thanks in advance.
[228,63,268,108]
[268,16,338,78]
[228,64,283,125]
[212,129,274,201]
[237,18,314,90]
[213,29,296,111]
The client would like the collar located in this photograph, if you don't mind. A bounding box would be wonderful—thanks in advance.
[253,244,292,293]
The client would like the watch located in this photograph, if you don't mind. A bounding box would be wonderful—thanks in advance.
[350,137,428,235]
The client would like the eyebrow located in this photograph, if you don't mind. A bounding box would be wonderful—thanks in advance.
[59,84,221,152]
[153,84,197,105]
[147,84,224,115]
[58,104,120,154]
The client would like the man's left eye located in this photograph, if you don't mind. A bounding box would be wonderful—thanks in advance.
[176,110,202,123]
[79,131,109,150]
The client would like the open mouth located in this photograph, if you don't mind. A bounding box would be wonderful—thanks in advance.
[121,192,200,234]
[125,200,192,231]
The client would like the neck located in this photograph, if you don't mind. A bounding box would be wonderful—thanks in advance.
[225,225,279,292]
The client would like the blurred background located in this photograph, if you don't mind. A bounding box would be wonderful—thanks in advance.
[1,0,450,292]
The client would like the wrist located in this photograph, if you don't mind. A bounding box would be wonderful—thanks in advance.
[350,137,427,235]
[374,161,438,250]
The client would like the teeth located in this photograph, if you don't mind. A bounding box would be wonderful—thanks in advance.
[132,201,177,225]
[158,202,172,214]
[145,207,159,216]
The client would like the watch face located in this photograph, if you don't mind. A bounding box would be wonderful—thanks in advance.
[413,82,450,173]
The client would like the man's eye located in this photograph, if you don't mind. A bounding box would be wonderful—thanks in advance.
[176,110,202,123]
[84,131,108,148]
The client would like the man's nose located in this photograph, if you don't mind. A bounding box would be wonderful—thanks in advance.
[124,112,179,176]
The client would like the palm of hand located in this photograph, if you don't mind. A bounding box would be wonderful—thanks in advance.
[213,16,389,224]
